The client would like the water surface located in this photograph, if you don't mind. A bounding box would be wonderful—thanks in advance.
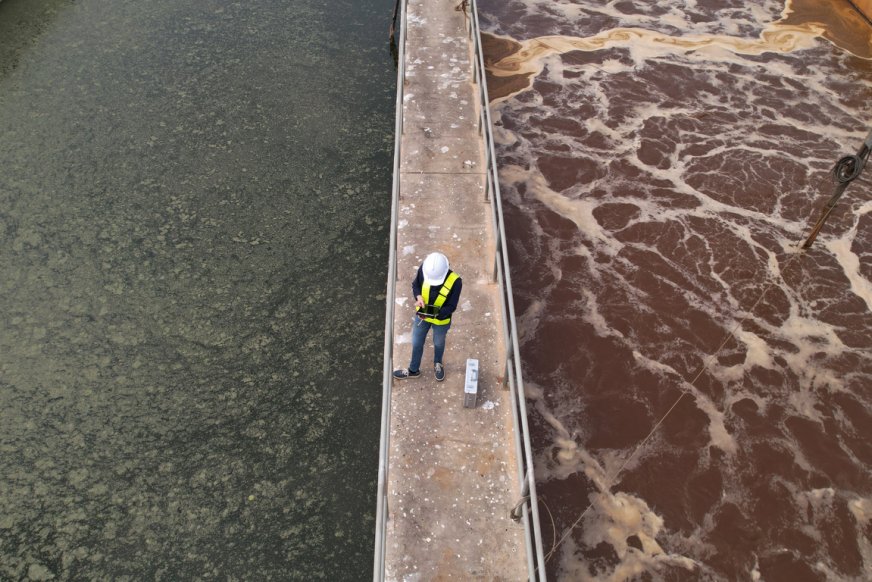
[0,0,394,578]
[479,0,872,579]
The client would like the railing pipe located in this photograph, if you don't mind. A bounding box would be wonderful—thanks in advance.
[496,255,536,582]
[470,0,548,577]
[373,0,408,577]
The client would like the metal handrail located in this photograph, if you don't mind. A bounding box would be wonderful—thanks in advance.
[468,1,547,578]
[372,0,406,576]
[373,0,546,579]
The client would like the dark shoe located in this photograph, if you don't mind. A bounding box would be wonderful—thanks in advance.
[434,363,445,382]
[393,368,421,379]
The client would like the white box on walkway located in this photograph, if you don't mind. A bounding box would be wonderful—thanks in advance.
[464,358,479,408]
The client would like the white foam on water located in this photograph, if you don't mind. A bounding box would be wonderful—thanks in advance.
[582,288,625,339]
[481,0,872,577]
[631,350,738,455]
[848,496,872,525]
[750,557,762,581]
[557,491,699,582]
[825,200,872,314]
[846,497,872,576]
[505,164,625,256]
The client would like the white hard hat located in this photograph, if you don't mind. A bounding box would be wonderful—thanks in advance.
[423,252,449,285]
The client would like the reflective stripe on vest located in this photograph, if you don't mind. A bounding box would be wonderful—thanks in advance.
[419,271,459,325]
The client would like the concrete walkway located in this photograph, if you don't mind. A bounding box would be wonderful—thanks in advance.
[384,0,527,579]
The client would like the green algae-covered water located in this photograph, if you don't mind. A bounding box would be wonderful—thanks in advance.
[0,0,393,578]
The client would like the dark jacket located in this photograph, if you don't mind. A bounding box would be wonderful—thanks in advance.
[412,266,462,322]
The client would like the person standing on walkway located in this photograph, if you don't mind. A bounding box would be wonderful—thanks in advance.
[393,252,462,382]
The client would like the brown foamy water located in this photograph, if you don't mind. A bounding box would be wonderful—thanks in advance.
[479,0,872,579]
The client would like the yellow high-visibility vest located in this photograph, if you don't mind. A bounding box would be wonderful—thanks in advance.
[419,271,459,325]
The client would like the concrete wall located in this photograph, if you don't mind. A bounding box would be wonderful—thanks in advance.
[850,0,872,21]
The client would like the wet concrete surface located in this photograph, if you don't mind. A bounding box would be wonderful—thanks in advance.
[0,0,394,578]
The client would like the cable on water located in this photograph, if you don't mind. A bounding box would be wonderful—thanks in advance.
[538,497,558,561]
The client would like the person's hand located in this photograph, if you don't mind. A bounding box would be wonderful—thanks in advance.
[414,295,425,309]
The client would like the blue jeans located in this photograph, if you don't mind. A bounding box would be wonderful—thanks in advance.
[409,316,451,373]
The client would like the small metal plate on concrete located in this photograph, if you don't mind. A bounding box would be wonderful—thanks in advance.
[464,358,479,408]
